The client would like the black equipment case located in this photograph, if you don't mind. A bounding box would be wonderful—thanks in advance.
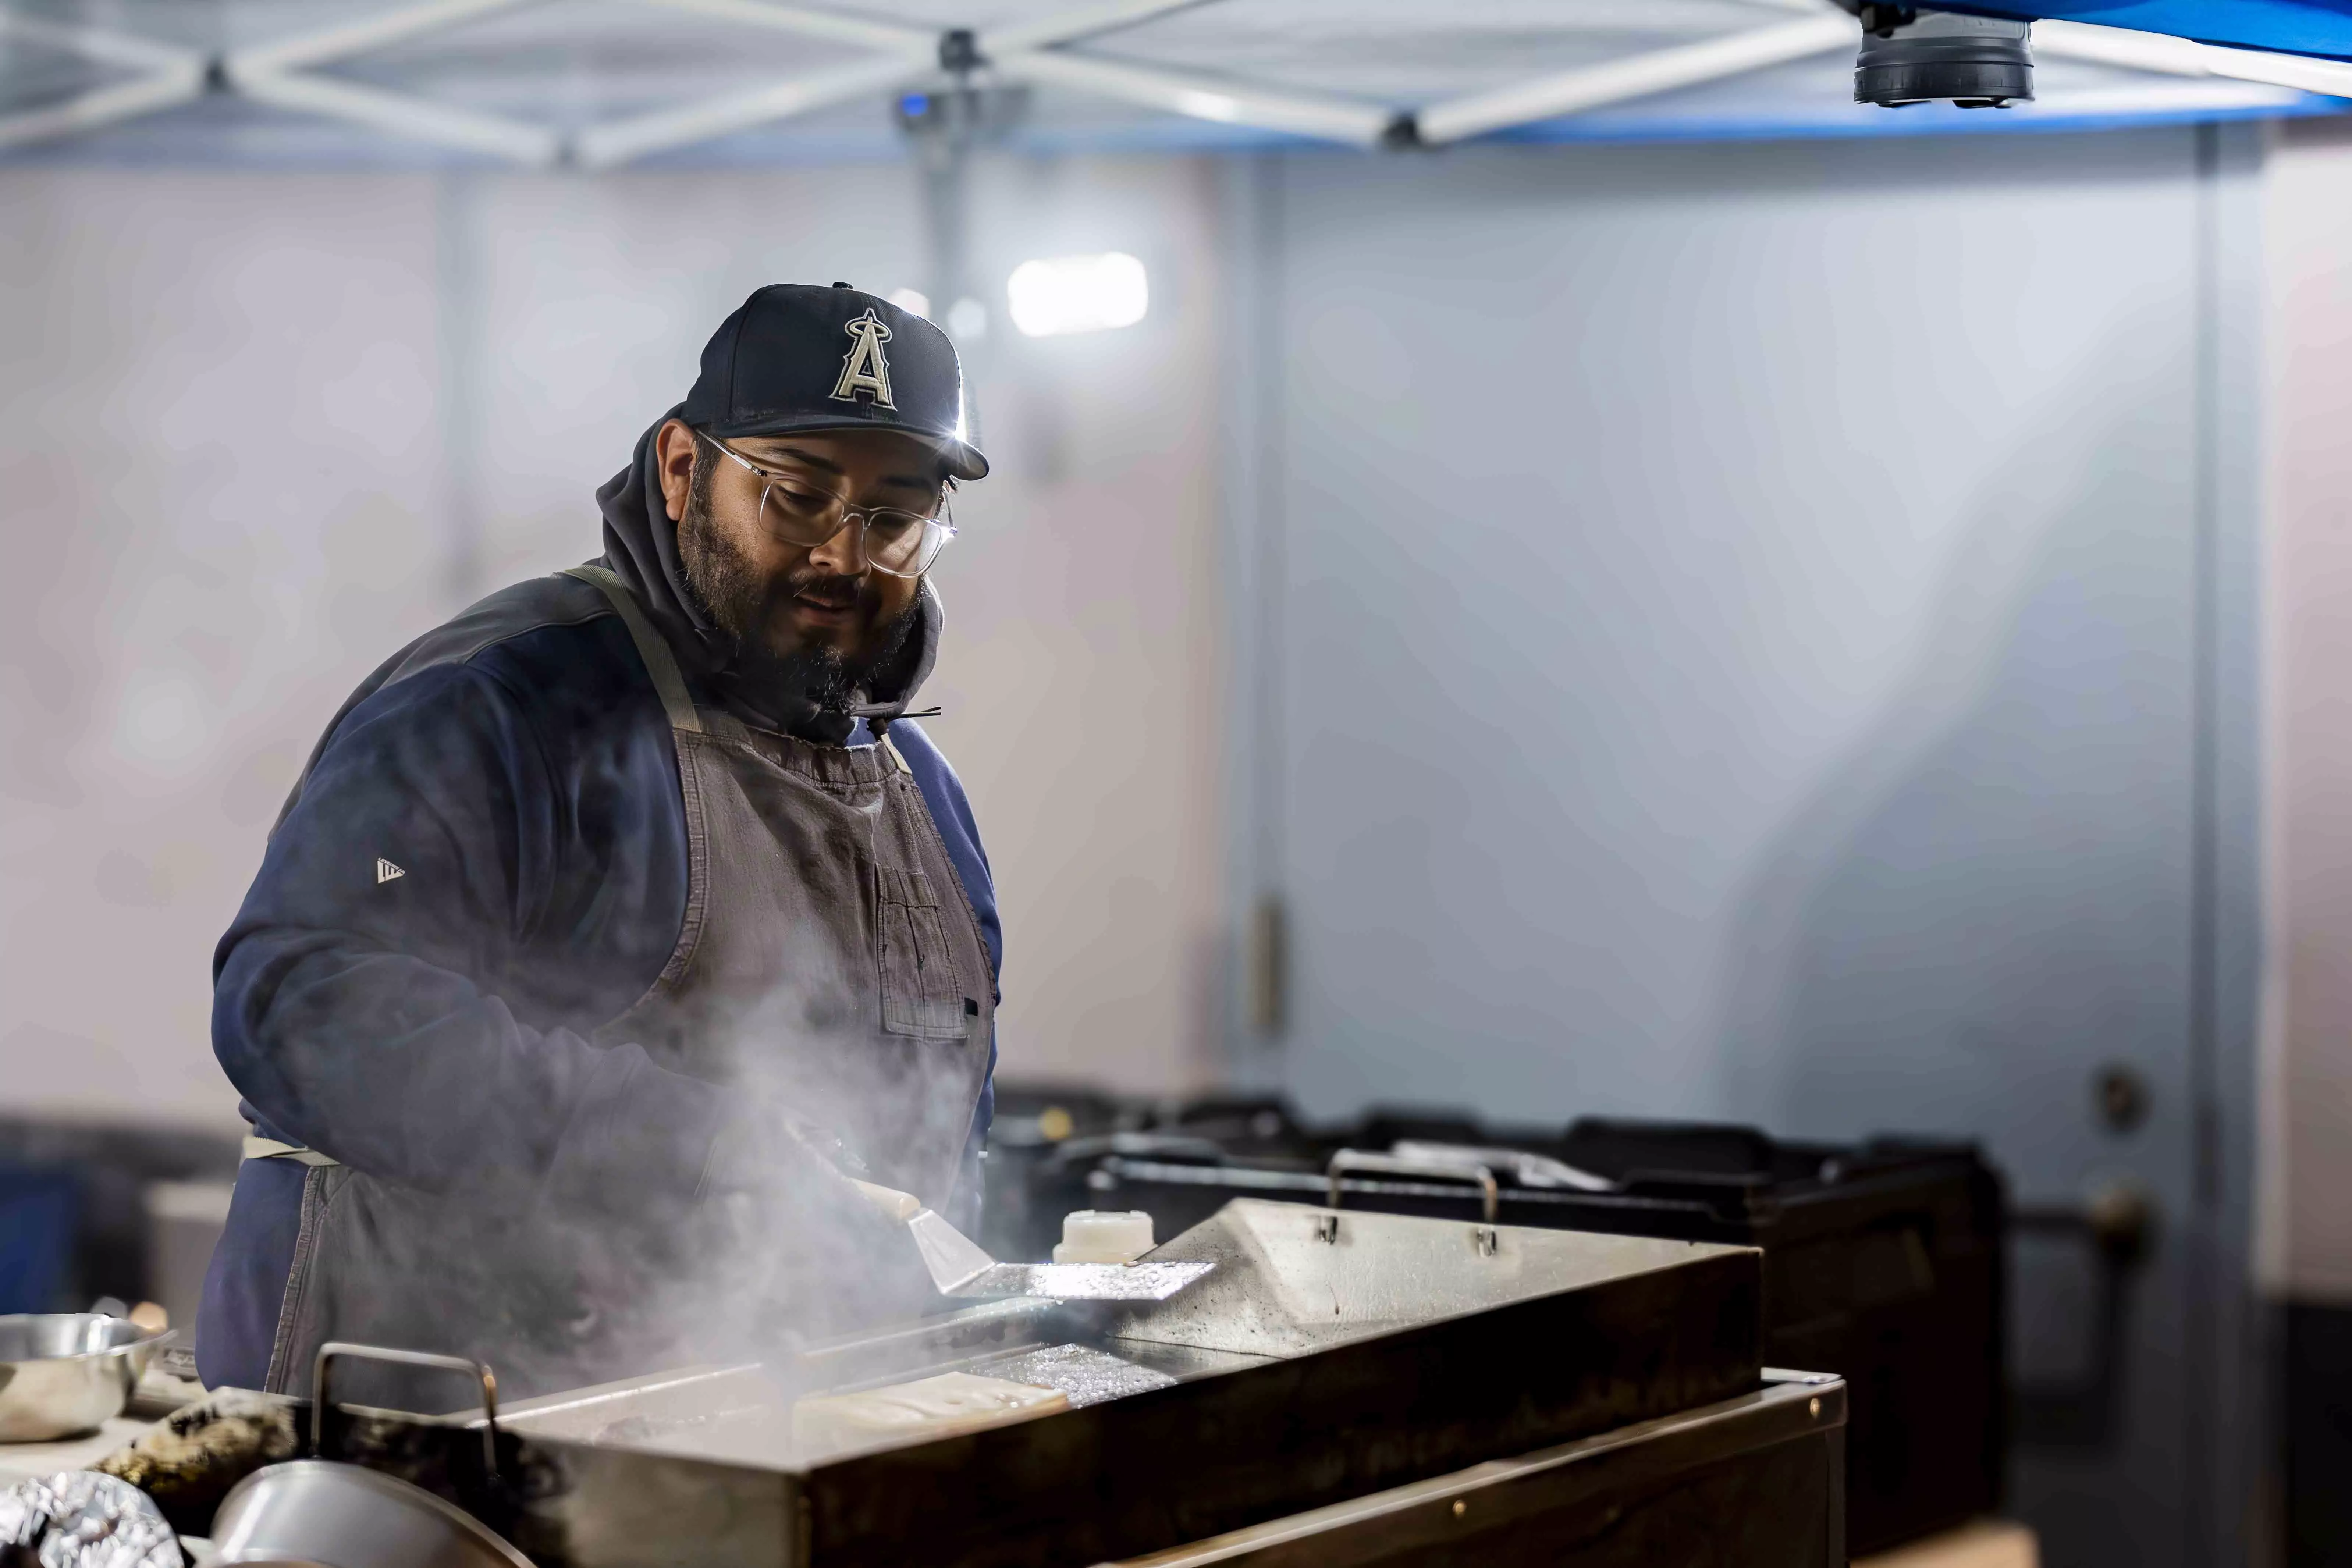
[984,1094,2003,1558]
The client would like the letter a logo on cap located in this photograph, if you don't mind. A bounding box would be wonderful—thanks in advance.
[829,308,896,409]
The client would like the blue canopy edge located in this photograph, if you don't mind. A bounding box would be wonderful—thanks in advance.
[1942,1,2352,61]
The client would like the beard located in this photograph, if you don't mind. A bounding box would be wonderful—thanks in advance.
[675,452,918,717]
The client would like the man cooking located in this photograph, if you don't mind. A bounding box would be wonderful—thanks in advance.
[196,284,999,1400]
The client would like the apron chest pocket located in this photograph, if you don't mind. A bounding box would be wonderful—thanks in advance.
[877,865,971,1041]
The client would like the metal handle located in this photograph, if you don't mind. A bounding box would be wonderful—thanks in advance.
[1047,1131,1228,1173]
[1325,1149,1500,1224]
[2012,1178,2155,1267]
[1389,1140,1616,1194]
[313,1341,501,1479]
[2007,1178,2156,1447]
[850,1178,925,1224]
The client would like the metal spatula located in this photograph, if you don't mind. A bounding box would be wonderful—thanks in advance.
[851,1182,1212,1302]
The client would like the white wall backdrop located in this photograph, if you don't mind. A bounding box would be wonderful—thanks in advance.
[1222,127,2268,1568]
[2264,116,2352,1306]
[0,171,452,1125]
[0,153,1229,1130]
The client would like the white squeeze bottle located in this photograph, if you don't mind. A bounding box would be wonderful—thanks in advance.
[1052,1210,1156,1264]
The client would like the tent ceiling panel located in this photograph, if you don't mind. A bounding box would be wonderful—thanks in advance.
[807,0,1091,30]
[0,28,120,113]
[1067,0,1793,103]
[317,0,878,127]
[0,0,2343,167]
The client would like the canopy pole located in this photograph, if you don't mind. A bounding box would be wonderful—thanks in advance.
[2036,21,2352,99]
[574,0,1398,168]
[1414,13,1859,146]
[0,13,205,153]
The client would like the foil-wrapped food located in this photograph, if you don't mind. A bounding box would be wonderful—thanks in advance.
[0,1471,182,1568]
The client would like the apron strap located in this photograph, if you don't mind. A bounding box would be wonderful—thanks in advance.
[877,733,914,774]
[244,1134,341,1167]
[562,565,706,735]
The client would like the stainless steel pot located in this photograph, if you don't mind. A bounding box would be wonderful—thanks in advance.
[207,1342,529,1568]
[209,1461,532,1568]
[0,1313,172,1441]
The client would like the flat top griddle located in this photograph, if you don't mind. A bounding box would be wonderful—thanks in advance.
[496,1199,1754,1466]
[288,1200,1762,1568]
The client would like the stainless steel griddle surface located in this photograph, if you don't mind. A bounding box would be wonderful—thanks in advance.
[403,1200,1764,1568]
[496,1201,1756,1465]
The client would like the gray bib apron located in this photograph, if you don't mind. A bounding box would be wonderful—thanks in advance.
[257,566,994,1401]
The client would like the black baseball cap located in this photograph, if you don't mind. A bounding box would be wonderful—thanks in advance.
[680,282,988,481]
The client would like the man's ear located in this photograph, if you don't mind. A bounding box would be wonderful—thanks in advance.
[655,419,699,524]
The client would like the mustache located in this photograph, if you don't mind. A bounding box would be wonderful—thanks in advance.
[781,568,880,614]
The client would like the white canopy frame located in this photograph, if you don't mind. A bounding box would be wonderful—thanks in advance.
[0,0,2345,167]
[2032,18,2352,97]
[0,11,206,152]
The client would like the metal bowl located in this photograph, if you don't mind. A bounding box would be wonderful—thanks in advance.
[0,1313,173,1441]
[210,1460,533,1568]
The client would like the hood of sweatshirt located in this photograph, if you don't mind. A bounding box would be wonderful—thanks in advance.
[593,408,941,745]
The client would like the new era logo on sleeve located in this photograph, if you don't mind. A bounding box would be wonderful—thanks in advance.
[376,858,405,884]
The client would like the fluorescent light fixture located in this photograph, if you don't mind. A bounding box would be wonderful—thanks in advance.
[1006,252,1149,338]
[888,287,931,319]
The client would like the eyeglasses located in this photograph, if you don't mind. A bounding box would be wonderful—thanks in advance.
[701,434,956,579]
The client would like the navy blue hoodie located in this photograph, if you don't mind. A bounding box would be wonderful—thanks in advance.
[196,416,999,1391]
